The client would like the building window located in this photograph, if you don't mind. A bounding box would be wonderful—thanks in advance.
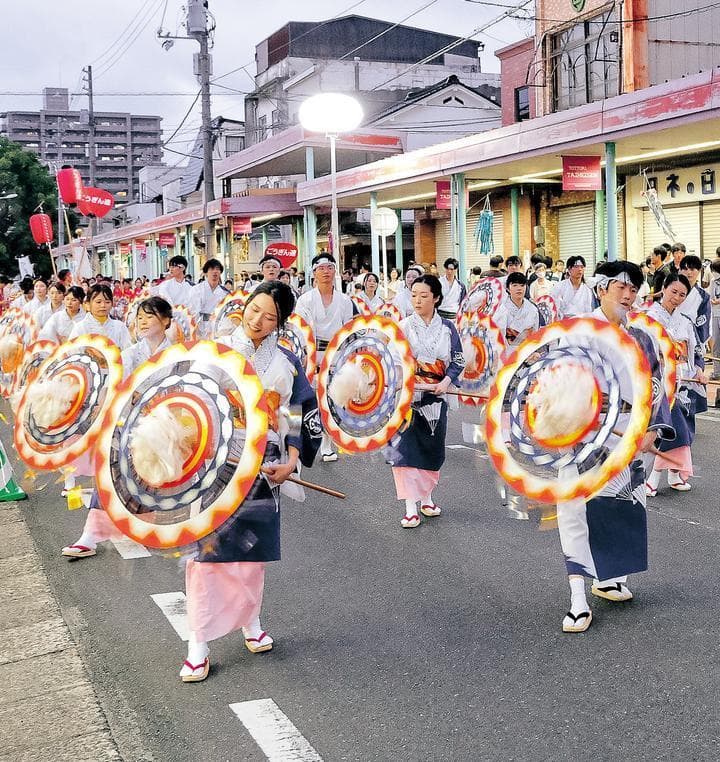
[515,86,530,122]
[225,135,244,155]
[257,115,267,141]
[549,7,620,113]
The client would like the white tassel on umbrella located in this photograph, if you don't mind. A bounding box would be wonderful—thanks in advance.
[26,376,81,428]
[328,357,375,409]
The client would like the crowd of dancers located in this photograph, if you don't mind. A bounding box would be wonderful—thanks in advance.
[1,242,715,681]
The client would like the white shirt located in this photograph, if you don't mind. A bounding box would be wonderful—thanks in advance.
[158,277,194,307]
[439,276,464,314]
[295,288,354,345]
[393,286,414,318]
[69,313,132,350]
[360,292,384,312]
[34,302,62,327]
[494,298,540,346]
[39,309,84,343]
[23,296,49,315]
[121,337,171,380]
[552,279,595,318]
[188,281,228,319]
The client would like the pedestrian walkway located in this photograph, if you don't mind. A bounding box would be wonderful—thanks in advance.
[0,503,121,762]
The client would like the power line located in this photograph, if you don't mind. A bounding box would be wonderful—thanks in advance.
[89,0,159,67]
[161,90,201,147]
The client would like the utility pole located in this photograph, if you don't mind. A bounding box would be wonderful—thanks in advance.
[54,118,64,251]
[188,0,215,257]
[83,64,98,271]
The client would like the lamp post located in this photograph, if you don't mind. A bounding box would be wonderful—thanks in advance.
[298,93,363,267]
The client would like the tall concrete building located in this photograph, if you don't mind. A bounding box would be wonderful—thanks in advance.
[0,87,162,201]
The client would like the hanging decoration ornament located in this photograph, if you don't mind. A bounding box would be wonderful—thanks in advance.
[56,167,83,207]
[318,315,414,453]
[627,310,678,410]
[485,318,652,504]
[456,311,505,406]
[14,335,123,470]
[29,214,54,245]
[95,341,268,552]
[535,294,558,325]
[210,290,247,339]
[278,313,317,384]
[473,195,494,255]
[458,276,504,320]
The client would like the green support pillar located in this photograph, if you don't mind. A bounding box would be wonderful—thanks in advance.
[510,186,520,259]
[304,206,317,284]
[394,209,403,270]
[185,225,194,276]
[595,189,606,265]
[451,173,467,278]
[605,142,618,262]
[370,191,380,274]
[294,219,304,273]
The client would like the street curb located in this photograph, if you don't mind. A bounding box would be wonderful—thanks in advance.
[0,503,123,762]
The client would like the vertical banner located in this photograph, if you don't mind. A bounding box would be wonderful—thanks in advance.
[562,155,602,191]
[232,217,252,235]
[436,181,451,210]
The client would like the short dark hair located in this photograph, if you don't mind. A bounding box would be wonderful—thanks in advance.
[137,296,173,325]
[652,246,667,261]
[245,280,296,326]
[506,271,527,288]
[202,258,224,274]
[566,255,586,270]
[363,272,379,289]
[471,266,482,276]
[505,255,522,267]
[49,282,66,294]
[711,258,720,275]
[86,283,114,303]
[679,254,702,271]
[595,260,644,290]
[663,272,691,295]
[169,255,188,270]
[443,257,459,270]
[671,242,686,254]
[489,255,503,268]
[57,269,71,282]
[67,286,85,301]
[412,273,443,309]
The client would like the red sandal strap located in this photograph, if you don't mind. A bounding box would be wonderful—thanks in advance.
[402,515,419,521]
[245,632,268,644]
[68,545,93,552]
[182,658,207,671]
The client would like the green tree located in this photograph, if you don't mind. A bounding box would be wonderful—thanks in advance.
[0,137,59,278]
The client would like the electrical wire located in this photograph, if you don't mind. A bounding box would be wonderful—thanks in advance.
[89,0,159,67]
[161,91,201,147]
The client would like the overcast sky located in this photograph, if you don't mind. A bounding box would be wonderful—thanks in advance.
[0,0,531,162]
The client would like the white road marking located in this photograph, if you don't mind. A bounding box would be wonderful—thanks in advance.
[446,444,488,458]
[150,592,189,641]
[229,699,322,761]
[110,535,152,559]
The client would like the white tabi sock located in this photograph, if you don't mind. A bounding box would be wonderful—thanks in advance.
[646,469,661,490]
[668,470,685,486]
[404,499,419,518]
[421,492,434,507]
[186,633,208,664]
[74,530,97,551]
[320,432,336,457]
[569,576,589,615]
[242,615,264,641]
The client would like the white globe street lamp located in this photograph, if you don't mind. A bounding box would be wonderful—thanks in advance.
[299,93,363,265]
[371,206,399,298]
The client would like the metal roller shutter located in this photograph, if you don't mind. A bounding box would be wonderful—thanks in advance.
[642,204,700,257]
[434,214,504,273]
[559,204,596,270]
[701,202,720,259]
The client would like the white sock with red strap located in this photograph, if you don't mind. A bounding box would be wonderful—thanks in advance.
[186,633,208,665]
[404,499,419,518]
[243,615,264,641]
[422,493,435,508]
[73,530,97,551]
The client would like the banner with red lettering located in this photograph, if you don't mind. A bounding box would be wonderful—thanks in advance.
[232,217,252,235]
[158,233,176,247]
[436,181,451,210]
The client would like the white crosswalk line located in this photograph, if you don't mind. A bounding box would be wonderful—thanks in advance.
[110,535,152,559]
[150,592,189,641]
[229,699,322,762]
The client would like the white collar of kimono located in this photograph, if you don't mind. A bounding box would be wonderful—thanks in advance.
[232,329,278,376]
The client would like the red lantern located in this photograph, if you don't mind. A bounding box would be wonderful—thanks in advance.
[56,167,83,206]
[29,214,54,245]
[264,242,298,269]
[77,187,115,218]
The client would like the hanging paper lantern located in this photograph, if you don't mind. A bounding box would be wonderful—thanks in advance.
[77,187,115,218]
[56,167,83,206]
[29,214,53,245]
[264,242,298,269]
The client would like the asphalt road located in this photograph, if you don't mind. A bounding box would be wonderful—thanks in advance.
[8,406,720,762]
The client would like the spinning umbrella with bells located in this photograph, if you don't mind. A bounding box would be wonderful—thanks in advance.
[318,315,415,454]
[375,301,402,322]
[13,335,123,501]
[278,313,317,385]
[210,290,247,339]
[534,295,558,326]
[627,310,678,412]
[457,276,504,321]
[485,317,653,519]
[0,311,38,398]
